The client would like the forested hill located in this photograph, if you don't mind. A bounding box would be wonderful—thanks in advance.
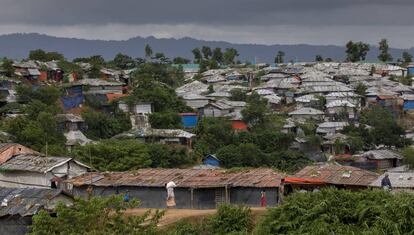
[1,33,413,63]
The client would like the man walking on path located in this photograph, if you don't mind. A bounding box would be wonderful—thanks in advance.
[166,181,177,208]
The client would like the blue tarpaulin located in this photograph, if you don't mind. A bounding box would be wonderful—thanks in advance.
[61,95,83,110]
[403,100,414,110]
[181,114,197,128]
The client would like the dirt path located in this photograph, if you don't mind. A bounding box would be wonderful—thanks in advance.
[125,207,267,227]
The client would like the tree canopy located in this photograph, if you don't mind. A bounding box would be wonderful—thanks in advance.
[73,140,194,171]
[30,196,163,235]
[275,51,285,64]
[256,189,414,235]
[378,39,393,62]
[28,49,64,62]
[345,41,370,62]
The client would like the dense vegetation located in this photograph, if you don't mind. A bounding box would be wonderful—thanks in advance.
[31,195,253,235]
[0,45,412,172]
[340,105,409,151]
[1,85,66,154]
[193,94,310,172]
[31,190,414,235]
[82,108,131,140]
[256,189,414,235]
[73,140,195,171]
[30,196,163,235]
[166,204,254,235]
[194,116,310,172]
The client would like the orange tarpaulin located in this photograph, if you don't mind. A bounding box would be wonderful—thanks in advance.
[39,71,47,81]
[232,120,248,130]
[106,93,129,102]
[283,177,326,185]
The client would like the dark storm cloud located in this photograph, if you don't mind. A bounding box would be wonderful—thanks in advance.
[1,0,414,26]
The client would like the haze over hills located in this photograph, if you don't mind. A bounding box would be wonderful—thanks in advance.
[0,33,413,63]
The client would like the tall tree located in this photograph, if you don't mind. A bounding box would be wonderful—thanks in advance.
[192,48,202,64]
[112,53,135,69]
[153,52,170,64]
[172,57,190,64]
[315,55,323,62]
[242,92,270,128]
[1,57,15,77]
[201,46,212,60]
[223,48,239,65]
[345,41,370,62]
[275,51,285,64]
[378,39,393,62]
[89,55,105,65]
[144,44,153,59]
[28,49,64,62]
[212,47,223,64]
[402,51,413,65]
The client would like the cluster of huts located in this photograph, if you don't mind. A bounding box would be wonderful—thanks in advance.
[0,142,413,234]
[1,59,414,234]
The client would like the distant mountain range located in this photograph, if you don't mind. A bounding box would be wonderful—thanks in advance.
[0,33,413,63]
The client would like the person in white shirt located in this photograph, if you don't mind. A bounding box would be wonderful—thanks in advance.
[165,181,176,208]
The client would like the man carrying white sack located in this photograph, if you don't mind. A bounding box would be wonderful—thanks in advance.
[165,181,176,208]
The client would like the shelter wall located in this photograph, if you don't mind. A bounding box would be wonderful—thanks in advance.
[0,216,31,235]
[71,186,279,209]
[230,187,278,207]
[0,172,49,188]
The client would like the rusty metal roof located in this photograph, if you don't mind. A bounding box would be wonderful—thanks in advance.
[293,165,379,186]
[66,168,284,188]
[0,187,68,217]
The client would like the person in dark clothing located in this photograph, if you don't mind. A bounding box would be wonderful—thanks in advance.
[381,173,392,190]
[124,190,130,202]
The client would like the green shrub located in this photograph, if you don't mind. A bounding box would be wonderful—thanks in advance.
[208,204,253,234]
[255,189,414,235]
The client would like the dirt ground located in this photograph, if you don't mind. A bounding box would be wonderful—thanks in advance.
[124,207,268,227]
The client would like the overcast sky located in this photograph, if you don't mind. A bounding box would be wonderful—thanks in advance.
[1,0,414,48]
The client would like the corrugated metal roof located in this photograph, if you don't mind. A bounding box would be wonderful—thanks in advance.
[289,107,324,115]
[27,69,41,76]
[176,81,209,95]
[0,143,16,153]
[318,122,349,129]
[361,150,402,160]
[0,187,67,217]
[56,113,84,123]
[182,93,209,100]
[0,154,72,173]
[205,91,231,98]
[66,168,284,188]
[300,85,353,93]
[293,165,379,186]
[326,92,359,98]
[295,94,318,103]
[72,78,123,86]
[219,100,246,108]
[326,100,356,108]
